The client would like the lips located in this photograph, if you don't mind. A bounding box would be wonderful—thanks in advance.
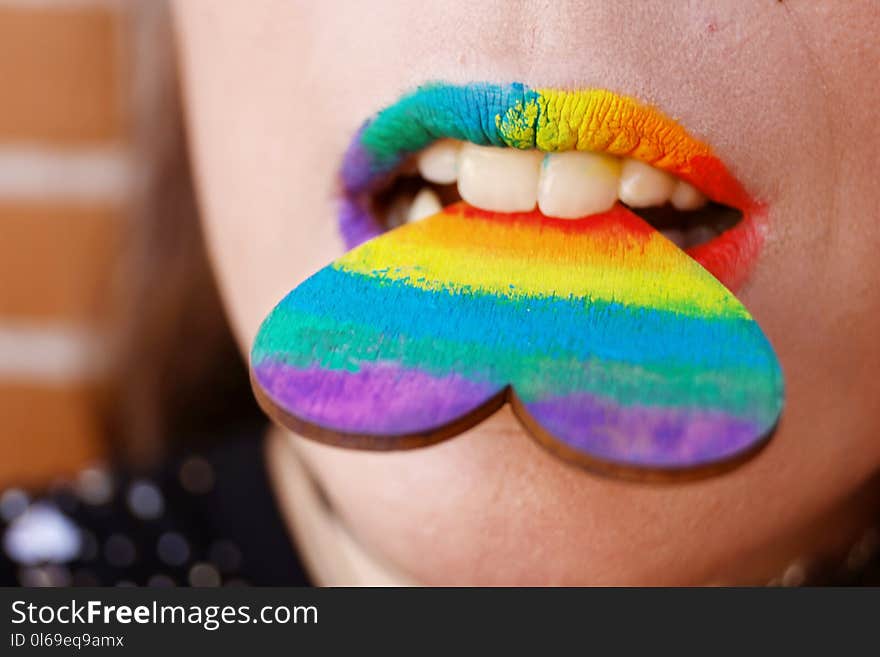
[339,82,766,291]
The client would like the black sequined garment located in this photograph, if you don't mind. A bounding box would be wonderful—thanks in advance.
[3,429,879,586]
[0,430,309,587]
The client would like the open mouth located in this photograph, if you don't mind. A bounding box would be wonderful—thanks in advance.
[251,82,783,478]
[339,82,767,291]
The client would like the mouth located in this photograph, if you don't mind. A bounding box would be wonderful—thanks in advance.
[339,82,766,291]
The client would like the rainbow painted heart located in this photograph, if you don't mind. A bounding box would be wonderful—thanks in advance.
[250,203,783,479]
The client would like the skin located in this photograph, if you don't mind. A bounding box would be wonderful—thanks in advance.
[172,1,880,585]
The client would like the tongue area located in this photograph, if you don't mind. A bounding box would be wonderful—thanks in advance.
[251,202,783,479]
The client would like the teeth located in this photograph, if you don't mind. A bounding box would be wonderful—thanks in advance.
[407,140,712,220]
[406,188,442,223]
[618,158,676,208]
[416,139,461,185]
[537,151,621,219]
[457,143,542,213]
[670,180,707,211]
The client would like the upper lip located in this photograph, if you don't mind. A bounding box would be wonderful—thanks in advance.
[338,82,766,291]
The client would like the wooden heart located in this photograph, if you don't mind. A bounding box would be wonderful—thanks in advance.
[251,203,783,481]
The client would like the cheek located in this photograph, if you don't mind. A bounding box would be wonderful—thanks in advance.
[176,6,353,347]
[191,116,345,347]
[293,405,872,585]
[740,195,880,485]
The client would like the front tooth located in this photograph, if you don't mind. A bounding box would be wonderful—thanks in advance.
[416,139,461,185]
[457,143,542,213]
[407,188,442,223]
[670,180,707,210]
[537,151,621,219]
[618,159,676,208]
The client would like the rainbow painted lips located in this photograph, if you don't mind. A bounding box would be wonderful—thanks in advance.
[338,82,764,291]
[251,202,783,478]
[250,82,784,479]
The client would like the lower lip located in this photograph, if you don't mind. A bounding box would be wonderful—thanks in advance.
[684,207,766,292]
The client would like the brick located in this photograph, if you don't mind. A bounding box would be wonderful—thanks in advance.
[0,202,122,320]
[0,6,125,143]
[0,381,105,488]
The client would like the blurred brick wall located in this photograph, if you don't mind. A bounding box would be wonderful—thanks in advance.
[0,1,132,486]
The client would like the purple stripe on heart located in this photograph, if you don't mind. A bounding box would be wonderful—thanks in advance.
[524,393,763,468]
[254,360,497,435]
[255,360,763,466]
